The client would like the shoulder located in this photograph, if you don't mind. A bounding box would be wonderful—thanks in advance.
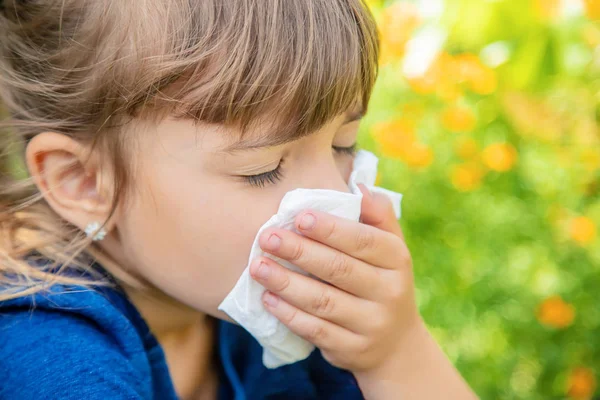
[0,283,159,400]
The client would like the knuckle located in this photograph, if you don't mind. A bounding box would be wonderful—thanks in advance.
[324,218,338,240]
[392,240,412,268]
[368,311,388,333]
[282,307,299,326]
[312,288,335,315]
[326,252,353,282]
[307,324,327,343]
[386,279,404,301]
[273,270,291,293]
[355,228,376,253]
[289,240,305,262]
[399,246,413,268]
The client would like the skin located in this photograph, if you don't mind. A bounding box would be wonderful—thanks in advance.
[26,111,477,399]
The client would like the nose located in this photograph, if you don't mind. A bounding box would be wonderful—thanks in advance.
[302,159,351,194]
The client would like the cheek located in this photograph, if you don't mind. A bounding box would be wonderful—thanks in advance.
[337,156,354,184]
[117,171,278,317]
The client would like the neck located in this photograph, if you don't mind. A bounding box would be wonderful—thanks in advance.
[91,249,218,399]
[125,286,207,337]
[91,246,206,335]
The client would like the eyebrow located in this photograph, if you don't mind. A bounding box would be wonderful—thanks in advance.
[220,108,365,153]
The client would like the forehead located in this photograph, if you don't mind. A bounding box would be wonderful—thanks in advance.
[138,102,363,160]
[217,105,365,153]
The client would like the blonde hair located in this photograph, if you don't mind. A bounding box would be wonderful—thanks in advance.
[0,0,379,300]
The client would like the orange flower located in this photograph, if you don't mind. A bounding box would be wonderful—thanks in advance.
[567,367,597,400]
[569,216,597,245]
[399,102,426,121]
[371,119,432,168]
[469,67,498,96]
[437,79,463,102]
[379,2,421,64]
[407,52,461,99]
[454,137,479,160]
[482,143,517,172]
[441,106,477,133]
[537,296,575,329]
[403,142,434,168]
[372,119,416,159]
[407,72,439,95]
[584,0,600,20]
[450,162,485,191]
[454,53,498,95]
[501,92,563,142]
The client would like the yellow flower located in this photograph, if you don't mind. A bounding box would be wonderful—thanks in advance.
[482,143,517,172]
[533,0,561,20]
[372,119,416,159]
[585,0,600,20]
[569,216,597,245]
[567,367,597,400]
[450,162,485,191]
[537,296,575,329]
[454,137,479,160]
[441,106,477,133]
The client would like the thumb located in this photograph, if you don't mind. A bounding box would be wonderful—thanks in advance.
[358,184,405,240]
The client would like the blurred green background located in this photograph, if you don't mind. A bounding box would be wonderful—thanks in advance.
[360,0,599,398]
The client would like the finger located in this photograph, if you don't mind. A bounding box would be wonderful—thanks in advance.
[260,290,365,352]
[358,184,405,240]
[259,229,383,298]
[250,257,375,332]
[290,210,407,270]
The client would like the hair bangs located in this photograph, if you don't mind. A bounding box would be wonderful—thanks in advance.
[135,0,379,142]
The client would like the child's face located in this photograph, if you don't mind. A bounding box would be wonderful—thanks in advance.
[114,112,361,319]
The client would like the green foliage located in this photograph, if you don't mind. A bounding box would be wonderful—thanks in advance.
[361,0,600,398]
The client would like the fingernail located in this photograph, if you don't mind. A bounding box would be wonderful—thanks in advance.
[299,213,316,230]
[265,234,282,251]
[254,261,270,280]
[263,292,279,308]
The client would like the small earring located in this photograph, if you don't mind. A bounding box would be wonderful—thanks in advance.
[84,222,107,241]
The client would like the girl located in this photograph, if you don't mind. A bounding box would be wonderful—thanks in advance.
[0,1,477,399]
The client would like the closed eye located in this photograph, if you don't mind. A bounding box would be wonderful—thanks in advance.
[333,143,357,156]
[241,144,357,188]
[240,160,284,188]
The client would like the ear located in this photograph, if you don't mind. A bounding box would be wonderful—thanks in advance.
[26,132,114,236]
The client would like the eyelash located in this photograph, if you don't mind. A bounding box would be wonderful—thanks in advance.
[332,143,357,156]
[242,144,358,188]
[244,161,285,188]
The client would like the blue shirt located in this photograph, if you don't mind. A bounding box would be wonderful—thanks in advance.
[0,262,364,399]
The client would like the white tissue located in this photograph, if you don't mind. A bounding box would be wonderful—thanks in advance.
[217,150,403,369]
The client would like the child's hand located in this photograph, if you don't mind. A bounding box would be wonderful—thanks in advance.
[250,185,420,373]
